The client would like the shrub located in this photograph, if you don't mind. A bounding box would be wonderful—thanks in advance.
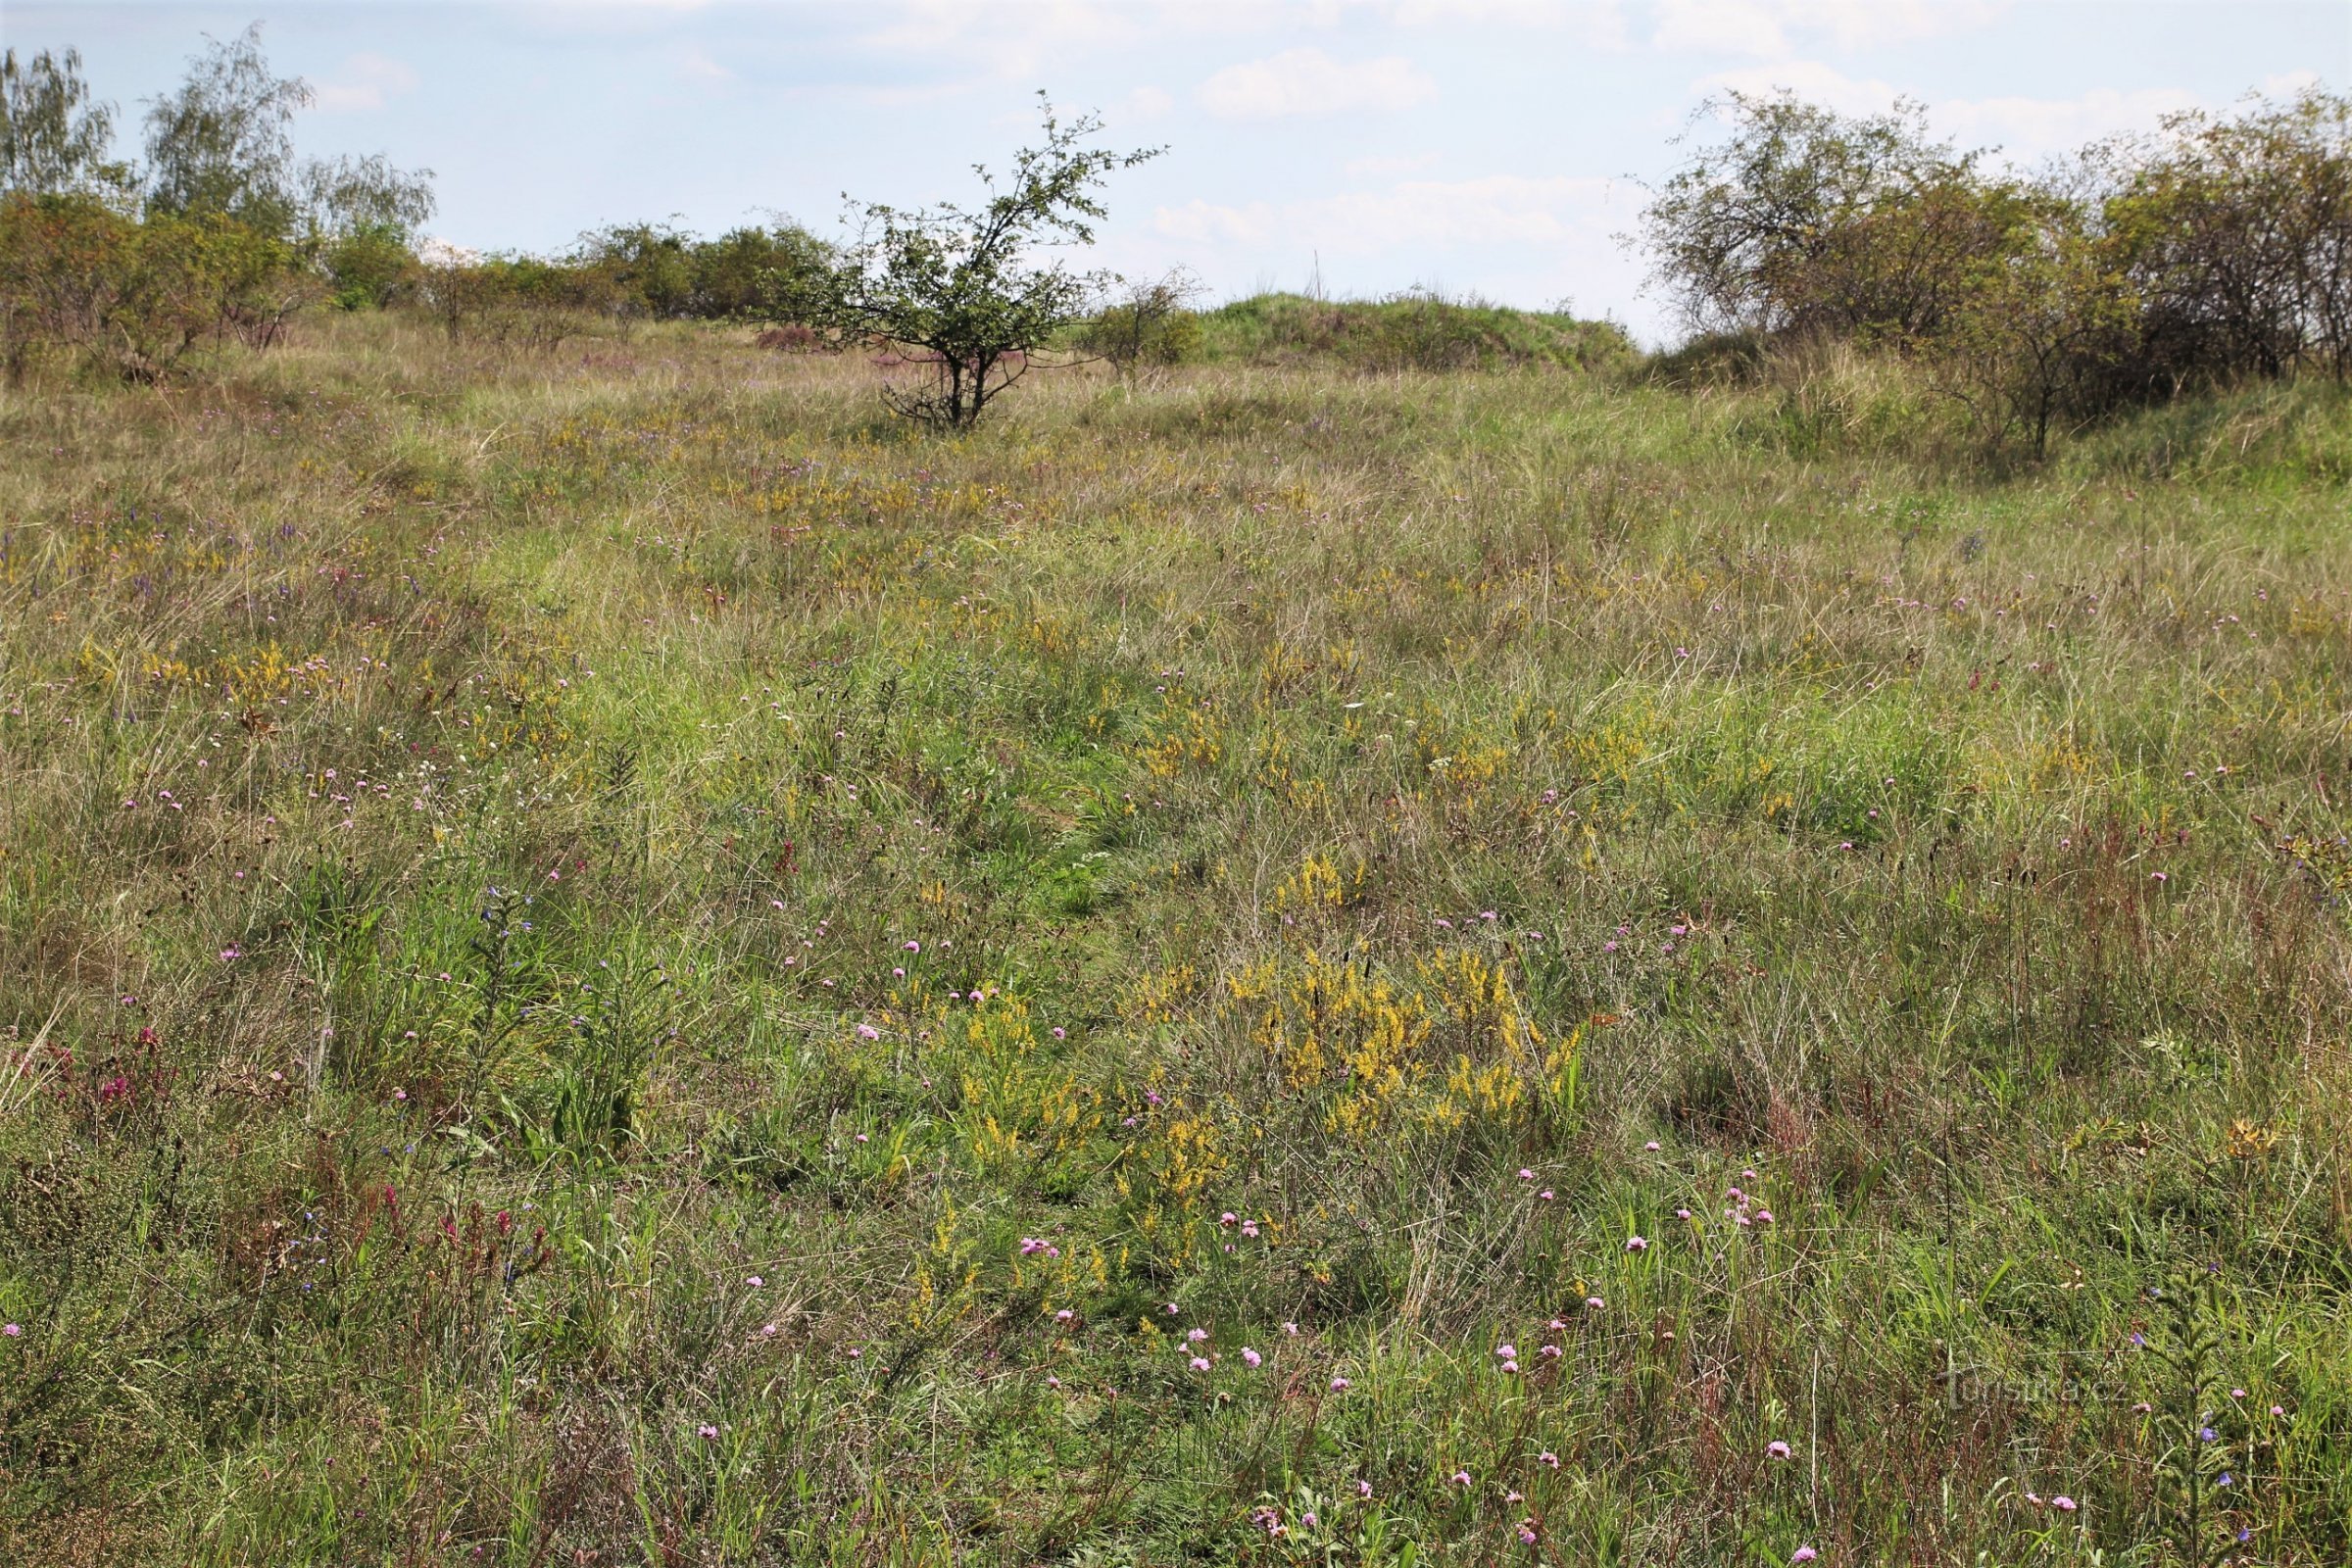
[0,191,304,378]
[1076,270,1202,372]
[422,254,623,350]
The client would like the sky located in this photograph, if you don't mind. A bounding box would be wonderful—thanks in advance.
[7,1,2346,341]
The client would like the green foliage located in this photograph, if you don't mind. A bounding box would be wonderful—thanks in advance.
[1642,85,2352,458]
[765,94,1161,427]
[320,220,415,311]
[0,190,306,378]
[422,252,624,348]
[0,46,130,198]
[1074,269,1202,371]
[140,24,313,235]
[577,219,834,320]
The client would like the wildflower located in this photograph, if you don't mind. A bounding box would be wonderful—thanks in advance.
[2217,1473,2233,1488]
[1539,1189,1554,1200]
[2052,1496,2078,1512]
[1242,1347,1261,1367]
[856,1024,880,1041]
[1241,1220,1259,1238]
[1330,1376,1350,1392]
[1190,1356,1211,1372]
[1539,1450,1559,1467]
[1283,1321,1299,1336]
[760,1323,778,1338]
[1501,1359,1520,1375]
[1644,1140,1661,1152]
[1540,1344,1561,1359]
[1505,1490,1523,1503]
[1518,1168,1534,1181]
[1519,1527,1539,1544]
[1626,1236,1648,1252]
[745,1275,763,1288]
[1054,1309,1074,1323]
[2200,1426,2217,1442]
[1165,1301,1180,1314]
[1766,1441,1792,1460]
[1676,1207,1692,1220]
[1791,1549,1818,1564]
[2230,1388,2246,1399]
[1586,1296,1604,1310]
[1451,1470,1471,1489]
[1187,1327,1208,1343]
[846,1348,860,1359]
[2272,1404,2285,1417]
[1220,1211,1238,1226]
[1495,1344,1517,1359]
[1052,1026,1066,1039]
[697,1424,718,1441]
[904,941,920,952]
[1,1324,19,1338]
[1045,1375,1060,1389]
[1300,1510,1317,1528]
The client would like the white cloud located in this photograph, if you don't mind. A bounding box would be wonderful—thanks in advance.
[1942,86,2209,162]
[855,1,1284,81]
[1653,0,2006,59]
[1345,152,1441,175]
[1692,60,1904,117]
[313,54,420,113]
[1390,0,1631,46]
[1199,48,1438,120]
[1155,172,1628,254]
[1690,61,2218,163]
[1117,84,1177,122]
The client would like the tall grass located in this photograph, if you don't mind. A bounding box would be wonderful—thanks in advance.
[2,314,2348,1565]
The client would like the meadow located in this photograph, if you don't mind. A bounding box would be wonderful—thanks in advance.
[3,314,2350,1566]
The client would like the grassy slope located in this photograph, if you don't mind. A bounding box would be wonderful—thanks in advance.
[1190,292,1637,371]
[1,317,2349,1566]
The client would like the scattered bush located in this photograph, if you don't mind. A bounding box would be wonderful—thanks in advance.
[1076,269,1202,372]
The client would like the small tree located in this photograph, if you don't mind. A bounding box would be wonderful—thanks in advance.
[766,95,1160,427]
[1,47,131,198]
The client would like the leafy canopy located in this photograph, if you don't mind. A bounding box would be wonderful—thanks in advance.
[767,94,1161,427]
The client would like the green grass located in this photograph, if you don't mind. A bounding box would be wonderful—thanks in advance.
[1,314,2348,1566]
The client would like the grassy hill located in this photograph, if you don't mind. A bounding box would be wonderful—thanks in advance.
[2,317,2348,1565]
[1189,290,1638,372]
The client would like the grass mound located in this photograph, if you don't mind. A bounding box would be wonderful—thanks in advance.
[1193,290,1638,372]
